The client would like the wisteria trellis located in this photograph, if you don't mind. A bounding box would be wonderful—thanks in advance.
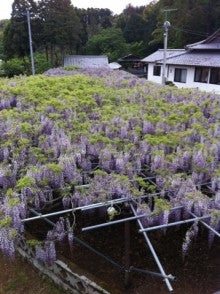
[0,68,219,284]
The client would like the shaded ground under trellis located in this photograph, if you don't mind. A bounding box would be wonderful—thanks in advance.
[26,207,220,294]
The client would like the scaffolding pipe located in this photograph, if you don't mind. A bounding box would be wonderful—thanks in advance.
[29,208,56,227]
[124,221,131,287]
[22,206,82,223]
[74,236,124,271]
[22,197,128,223]
[189,212,220,238]
[139,215,211,233]
[129,266,176,281]
[130,203,173,292]
[28,209,124,271]
[81,197,128,211]
[82,213,147,232]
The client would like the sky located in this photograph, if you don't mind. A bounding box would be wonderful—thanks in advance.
[0,0,153,20]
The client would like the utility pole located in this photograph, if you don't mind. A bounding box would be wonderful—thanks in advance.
[27,9,35,75]
[161,20,170,85]
[161,9,177,85]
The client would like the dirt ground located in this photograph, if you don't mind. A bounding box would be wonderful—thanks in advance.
[58,211,220,294]
[0,253,63,294]
[1,210,220,294]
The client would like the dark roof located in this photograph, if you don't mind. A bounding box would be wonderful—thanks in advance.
[186,28,220,51]
[118,54,141,62]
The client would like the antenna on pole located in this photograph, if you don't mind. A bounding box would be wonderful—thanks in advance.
[162,8,178,21]
[161,8,177,85]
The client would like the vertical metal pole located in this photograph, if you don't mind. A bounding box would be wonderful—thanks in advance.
[124,221,131,287]
[27,9,35,75]
[130,203,173,292]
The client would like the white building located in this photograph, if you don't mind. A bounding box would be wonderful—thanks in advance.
[142,28,220,93]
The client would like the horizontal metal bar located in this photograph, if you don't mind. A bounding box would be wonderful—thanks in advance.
[189,212,220,238]
[82,213,147,232]
[22,197,128,223]
[129,266,176,281]
[22,207,80,223]
[75,184,90,189]
[139,215,210,233]
[81,197,128,211]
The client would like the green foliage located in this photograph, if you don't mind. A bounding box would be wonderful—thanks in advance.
[27,239,42,247]
[1,53,52,77]
[34,53,52,74]
[16,175,36,191]
[150,0,220,49]
[63,65,79,71]
[85,28,129,62]
[2,58,27,77]
[0,20,9,59]
[47,163,63,174]
[153,198,171,215]
[0,217,12,228]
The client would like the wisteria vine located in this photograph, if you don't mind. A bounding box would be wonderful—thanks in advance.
[0,67,219,264]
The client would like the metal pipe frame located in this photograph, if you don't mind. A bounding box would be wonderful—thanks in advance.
[189,212,220,237]
[29,209,124,271]
[22,197,128,223]
[129,266,176,281]
[130,203,174,292]
[139,215,211,233]
[80,197,128,211]
[82,206,183,232]
[81,213,148,232]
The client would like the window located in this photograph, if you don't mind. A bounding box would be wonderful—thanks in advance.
[194,67,209,83]
[174,68,187,83]
[153,65,161,76]
[210,67,220,85]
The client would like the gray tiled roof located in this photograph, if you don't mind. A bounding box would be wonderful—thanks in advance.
[142,28,220,68]
[141,49,185,62]
[186,28,220,50]
[186,43,220,50]
[142,50,220,67]
[64,55,109,68]
[162,52,220,67]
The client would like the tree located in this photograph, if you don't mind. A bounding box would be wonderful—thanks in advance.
[3,0,38,60]
[75,7,113,54]
[3,0,83,66]
[85,28,128,62]
[0,20,9,59]
[116,4,147,44]
[38,0,82,65]
[150,0,220,49]
[123,13,148,43]
[116,2,159,56]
